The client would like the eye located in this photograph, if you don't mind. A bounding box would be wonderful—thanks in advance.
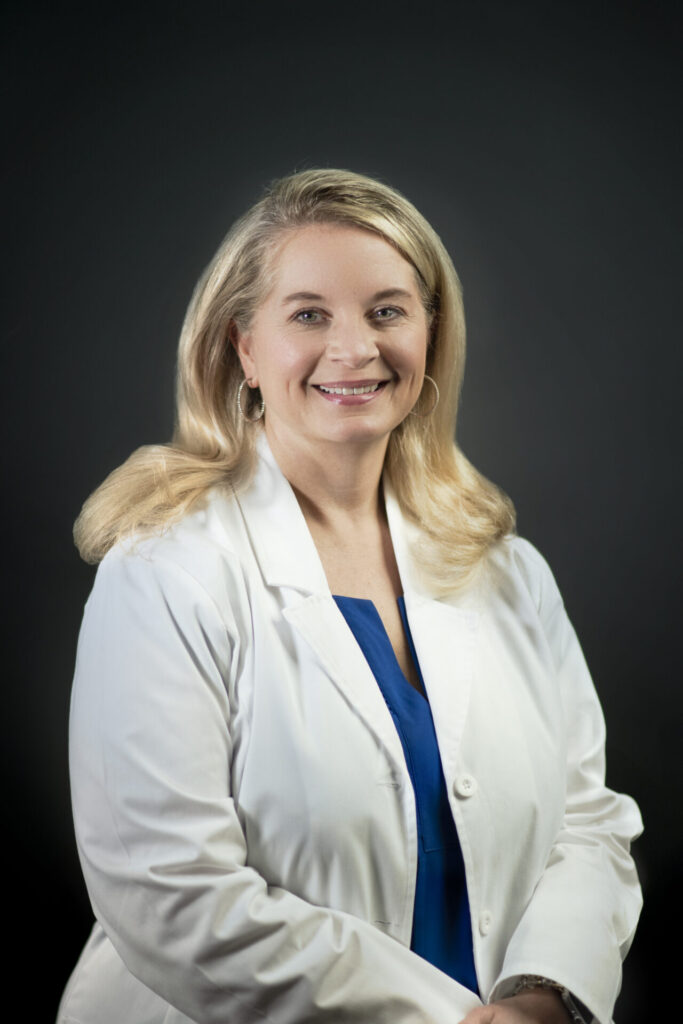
[293,306,404,326]
[293,309,324,324]
[373,306,403,321]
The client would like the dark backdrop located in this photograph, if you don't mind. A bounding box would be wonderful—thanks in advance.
[3,2,680,1019]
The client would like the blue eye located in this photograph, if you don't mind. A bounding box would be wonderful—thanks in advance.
[294,310,323,324]
[293,306,403,325]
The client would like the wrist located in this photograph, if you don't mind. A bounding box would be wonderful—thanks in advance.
[509,988,570,1023]
[512,975,587,1023]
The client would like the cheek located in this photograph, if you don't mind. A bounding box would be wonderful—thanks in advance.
[395,334,428,375]
[257,338,315,390]
[281,350,315,385]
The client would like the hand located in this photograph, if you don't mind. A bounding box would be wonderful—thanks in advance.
[459,988,571,1024]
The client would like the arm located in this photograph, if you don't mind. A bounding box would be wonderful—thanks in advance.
[70,543,482,1024]
[485,539,643,1023]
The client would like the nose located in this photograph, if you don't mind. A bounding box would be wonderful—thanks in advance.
[326,321,379,367]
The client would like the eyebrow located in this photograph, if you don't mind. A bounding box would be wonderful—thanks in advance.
[281,287,414,305]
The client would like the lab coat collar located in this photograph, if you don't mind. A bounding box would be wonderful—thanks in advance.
[234,430,331,594]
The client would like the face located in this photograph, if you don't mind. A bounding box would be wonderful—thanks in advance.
[232,223,430,457]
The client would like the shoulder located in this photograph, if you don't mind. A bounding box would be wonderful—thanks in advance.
[93,484,250,629]
[482,533,564,616]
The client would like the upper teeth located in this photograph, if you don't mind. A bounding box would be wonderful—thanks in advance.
[317,383,381,395]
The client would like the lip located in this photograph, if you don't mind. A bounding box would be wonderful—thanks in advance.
[310,378,392,406]
[310,378,390,388]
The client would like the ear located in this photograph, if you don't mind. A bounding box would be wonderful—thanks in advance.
[229,321,258,386]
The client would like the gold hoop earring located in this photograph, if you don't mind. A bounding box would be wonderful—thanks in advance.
[237,379,265,422]
[409,374,439,417]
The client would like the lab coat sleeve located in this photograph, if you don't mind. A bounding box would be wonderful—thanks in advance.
[69,543,482,1024]
[488,538,644,1023]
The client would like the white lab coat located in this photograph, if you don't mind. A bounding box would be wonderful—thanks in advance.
[58,433,643,1024]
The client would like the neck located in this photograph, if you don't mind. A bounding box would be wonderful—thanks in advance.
[263,423,389,529]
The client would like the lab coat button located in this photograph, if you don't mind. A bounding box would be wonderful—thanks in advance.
[453,773,478,798]
[479,910,493,936]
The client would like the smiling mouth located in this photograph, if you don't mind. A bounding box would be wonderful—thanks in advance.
[313,381,389,396]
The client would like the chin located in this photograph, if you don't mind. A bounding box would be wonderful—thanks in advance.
[320,421,395,446]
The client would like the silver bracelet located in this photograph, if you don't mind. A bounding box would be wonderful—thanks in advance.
[512,975,587,1023]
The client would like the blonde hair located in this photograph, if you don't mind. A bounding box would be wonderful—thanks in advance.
[74,167,515,590]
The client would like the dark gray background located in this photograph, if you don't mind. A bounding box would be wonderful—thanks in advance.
[3,1,680,1018]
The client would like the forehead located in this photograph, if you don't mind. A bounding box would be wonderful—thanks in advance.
[266,223,418,294]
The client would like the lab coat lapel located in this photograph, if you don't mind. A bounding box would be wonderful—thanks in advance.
[283,596,408,773]
[383,477,480,773]
[403,594,478,776]
[235,432,408,773]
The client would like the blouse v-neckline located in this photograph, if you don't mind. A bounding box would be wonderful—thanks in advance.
[332,594,427,700]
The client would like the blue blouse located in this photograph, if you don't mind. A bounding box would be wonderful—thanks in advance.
[333,594,479,995]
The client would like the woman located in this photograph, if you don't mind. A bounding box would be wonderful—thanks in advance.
[58,168,643,1024]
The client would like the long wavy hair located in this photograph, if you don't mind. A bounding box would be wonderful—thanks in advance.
[74,167,515,590]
